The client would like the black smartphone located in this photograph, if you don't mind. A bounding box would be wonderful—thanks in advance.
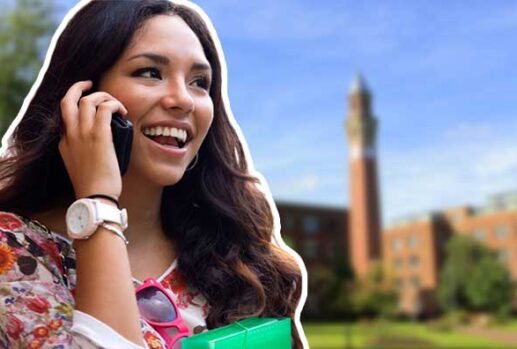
[111,113,133,176]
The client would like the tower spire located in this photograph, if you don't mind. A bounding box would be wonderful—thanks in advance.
[349,73,369,95]
[345,74,382,278]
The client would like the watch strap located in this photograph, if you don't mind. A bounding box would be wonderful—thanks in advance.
[92,200,128,230]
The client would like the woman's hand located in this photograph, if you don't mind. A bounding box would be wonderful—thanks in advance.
[58,80,128,199]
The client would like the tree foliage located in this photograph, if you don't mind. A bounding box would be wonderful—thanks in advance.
[346,261,398,319]
[304,252,354,319]
[437,235,512,313]
[0,0,56,137]
[305,266,342,318]
[464,253,512,312]
[304,260,397,320]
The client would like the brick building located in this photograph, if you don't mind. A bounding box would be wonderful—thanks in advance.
[278,185,517,317]
[276,201,347,269]
[276,75,517,316]
[276,201,347,316]
[384,193,517,315]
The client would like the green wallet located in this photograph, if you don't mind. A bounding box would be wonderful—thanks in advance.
[181,317,291,349]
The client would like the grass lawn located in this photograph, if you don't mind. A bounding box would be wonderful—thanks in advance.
[303,321,516,348]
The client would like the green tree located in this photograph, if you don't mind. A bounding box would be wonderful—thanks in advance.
[348,261,397,319]
[0,0,56,137]
[304,259,397,320]
[305,266,340,318]
[303,253,354,320]
[437,235,512,314]
[465,252,512,312]
[437,236,478,311]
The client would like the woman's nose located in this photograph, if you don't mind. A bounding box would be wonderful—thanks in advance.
[160,80,195,114]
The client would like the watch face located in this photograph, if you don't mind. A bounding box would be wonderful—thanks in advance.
[67,202,91,237]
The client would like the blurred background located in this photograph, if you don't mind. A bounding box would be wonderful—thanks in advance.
[2,0,517,347]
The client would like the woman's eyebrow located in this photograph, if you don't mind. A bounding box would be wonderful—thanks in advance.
[127,52,169,65]
[191,62,212,73]
[127,52,212,72]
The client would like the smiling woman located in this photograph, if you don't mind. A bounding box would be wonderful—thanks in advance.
[98,14,214,189]
[0,1,306,348]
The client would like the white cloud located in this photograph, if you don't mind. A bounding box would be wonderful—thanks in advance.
[274,173,320,196]
[473,146,517,178]
[382,120,517,224]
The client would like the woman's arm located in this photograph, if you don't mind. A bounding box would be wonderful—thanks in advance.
[58,80,144,346]
[73,211,144,346]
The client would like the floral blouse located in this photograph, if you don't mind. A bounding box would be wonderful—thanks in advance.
[0,211,210,348]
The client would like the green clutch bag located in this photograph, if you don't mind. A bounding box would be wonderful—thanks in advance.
[181,317,291,349]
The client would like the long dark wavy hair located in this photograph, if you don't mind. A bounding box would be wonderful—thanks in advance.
[0,0,304,347]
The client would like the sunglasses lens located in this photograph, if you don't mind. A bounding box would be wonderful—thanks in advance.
[136,287,177,322]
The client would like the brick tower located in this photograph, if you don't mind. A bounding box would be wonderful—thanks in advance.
[345,74,382,278]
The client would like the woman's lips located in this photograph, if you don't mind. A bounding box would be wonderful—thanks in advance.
[145,135,188,157]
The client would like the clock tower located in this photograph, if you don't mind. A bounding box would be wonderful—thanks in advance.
[345,74,382,278]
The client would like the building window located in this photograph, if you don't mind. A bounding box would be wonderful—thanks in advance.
[413,298,423,314]
[303,216,319,234]
[393,258,403,271]
[410,276,420,289]
[326,218,336,231]
[303,240,318,258]
[325,244,336,260]
[495,224,509,240]
[395,278,404,290]
[408,234,419,249]
[393,238,403,251]
[473,228,486,242]
[409,255,420,268]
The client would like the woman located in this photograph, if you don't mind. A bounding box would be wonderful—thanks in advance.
[0,0,306,348]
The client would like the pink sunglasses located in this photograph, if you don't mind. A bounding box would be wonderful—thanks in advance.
[135,278,191,348]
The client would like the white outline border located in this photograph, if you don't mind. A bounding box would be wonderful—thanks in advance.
[0,0,308,347]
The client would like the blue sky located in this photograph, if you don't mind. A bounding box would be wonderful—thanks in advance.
[55,0,517,224]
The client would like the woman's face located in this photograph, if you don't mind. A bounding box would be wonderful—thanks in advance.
[99,15,214,187]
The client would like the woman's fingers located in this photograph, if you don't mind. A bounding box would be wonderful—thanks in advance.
[60,80,93,133]
[61,81,128,136]
[58,80,128,199]
[93,100,128,137]
[78,92,125,135]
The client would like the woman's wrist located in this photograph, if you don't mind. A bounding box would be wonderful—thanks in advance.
[85,194,120,208]
[87,197,119,208]
[72,223,128,249]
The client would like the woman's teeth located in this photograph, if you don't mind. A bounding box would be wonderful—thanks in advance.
[143,126,187,143]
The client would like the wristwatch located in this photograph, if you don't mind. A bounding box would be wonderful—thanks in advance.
[66,198,128,240]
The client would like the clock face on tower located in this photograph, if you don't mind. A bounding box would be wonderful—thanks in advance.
[350,145,376,159]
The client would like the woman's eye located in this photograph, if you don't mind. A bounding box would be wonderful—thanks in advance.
[132,67,162,79]
[192,76,211,90]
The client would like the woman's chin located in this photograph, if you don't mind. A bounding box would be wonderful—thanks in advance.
[156,167,189,187]
[124,164,189,188]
